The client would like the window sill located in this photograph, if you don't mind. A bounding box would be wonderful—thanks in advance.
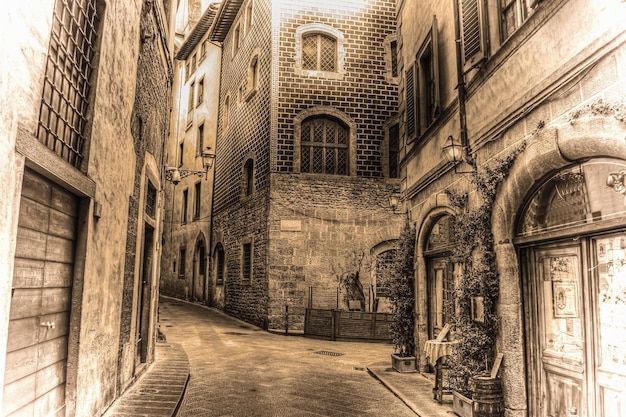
[295,68,344,80]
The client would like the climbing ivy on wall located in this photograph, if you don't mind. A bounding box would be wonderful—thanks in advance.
[446,142,526,394]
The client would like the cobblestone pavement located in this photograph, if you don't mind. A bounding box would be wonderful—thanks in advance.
[159,297,426,417]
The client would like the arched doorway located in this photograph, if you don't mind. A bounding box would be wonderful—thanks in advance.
[192,238,206,302]
[517,158,626,417]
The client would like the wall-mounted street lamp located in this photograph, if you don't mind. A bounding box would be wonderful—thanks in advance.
[442,135,476,174]
[607,170,626,194]
[389,193,400,212]
[165,147,216,185]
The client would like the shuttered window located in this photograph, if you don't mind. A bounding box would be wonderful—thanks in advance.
[406,16,440,141]
[460,0,487,67]
[405,65,416,139]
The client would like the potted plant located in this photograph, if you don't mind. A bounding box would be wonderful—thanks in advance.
[387,217,416,373]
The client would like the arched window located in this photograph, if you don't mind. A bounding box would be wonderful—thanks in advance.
[243,158,254,196]
[300,116,349,175]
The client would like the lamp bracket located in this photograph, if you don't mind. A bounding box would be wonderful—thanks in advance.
[164,167,208,182]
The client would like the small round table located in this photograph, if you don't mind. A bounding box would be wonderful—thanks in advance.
[424,340,458,403]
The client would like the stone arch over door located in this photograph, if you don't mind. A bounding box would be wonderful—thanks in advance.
[414,205,456,371]
[192,232,208,302]
[491,115,626,415]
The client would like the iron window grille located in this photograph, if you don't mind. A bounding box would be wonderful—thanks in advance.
[37,0,99,169]
[301,117,348,175]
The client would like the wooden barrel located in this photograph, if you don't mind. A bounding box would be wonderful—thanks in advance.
[472,375,504,417]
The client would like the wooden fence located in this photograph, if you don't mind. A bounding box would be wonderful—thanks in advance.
[304,308,393,342]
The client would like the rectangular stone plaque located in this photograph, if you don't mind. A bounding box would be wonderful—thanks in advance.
[280,220,301,231]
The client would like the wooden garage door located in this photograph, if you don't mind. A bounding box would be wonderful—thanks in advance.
[3,169,78,417]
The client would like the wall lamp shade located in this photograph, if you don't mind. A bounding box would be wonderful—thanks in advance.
[443,135,475,173]
[389,194,400,210]
[165,147,216,185]
[443,135,463,164]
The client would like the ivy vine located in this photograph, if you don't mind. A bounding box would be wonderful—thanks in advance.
[446,142,526,394]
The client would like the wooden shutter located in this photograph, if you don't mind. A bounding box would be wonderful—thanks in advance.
[459,0,488,68]
[431,16,440,119]
[405,64,416,139]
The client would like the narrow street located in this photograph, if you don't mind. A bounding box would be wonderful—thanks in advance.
[159,297,420,417]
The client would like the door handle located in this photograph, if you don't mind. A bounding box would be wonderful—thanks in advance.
[39,321,56,329]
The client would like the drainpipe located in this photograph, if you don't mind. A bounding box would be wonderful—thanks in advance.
[452,0,475,167]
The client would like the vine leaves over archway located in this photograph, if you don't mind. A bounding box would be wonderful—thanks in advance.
[445,142,526,393]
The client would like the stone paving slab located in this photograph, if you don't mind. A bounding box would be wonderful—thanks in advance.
[102,342,189,417]
[367,364,454,417]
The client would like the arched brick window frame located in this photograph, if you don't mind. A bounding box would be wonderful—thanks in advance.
[293,106,357,176]
[294,23,345,80]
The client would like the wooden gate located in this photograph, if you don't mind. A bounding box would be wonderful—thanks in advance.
[4,169,78,416]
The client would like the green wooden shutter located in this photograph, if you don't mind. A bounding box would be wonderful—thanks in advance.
[405,64,416,139]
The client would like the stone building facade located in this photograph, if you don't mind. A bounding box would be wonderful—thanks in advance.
[0,1,173,416]
[208,0,404,330]
[160,2,221,303]
[397,0,626,415]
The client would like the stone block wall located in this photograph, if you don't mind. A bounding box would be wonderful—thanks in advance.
[211,190,270,328]
[267,173,404,330]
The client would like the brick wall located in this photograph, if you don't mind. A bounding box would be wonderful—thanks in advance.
[213,0,273,214]
[274,0,398,176]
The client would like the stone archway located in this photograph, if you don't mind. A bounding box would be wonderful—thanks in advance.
[192,233,208,302]
[491,114,626,414]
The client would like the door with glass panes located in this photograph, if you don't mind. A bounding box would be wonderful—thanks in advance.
[518,159,626,417]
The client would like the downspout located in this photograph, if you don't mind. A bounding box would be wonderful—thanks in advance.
[452,0,475,167]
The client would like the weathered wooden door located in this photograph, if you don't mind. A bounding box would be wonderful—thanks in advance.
[528,244,586,417]
[526,237,626,417]
[427,256,453,340]
[4,169,77,416]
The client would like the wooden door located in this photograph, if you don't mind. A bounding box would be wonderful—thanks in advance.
[592,234,626,417]
[4,169,77,417]
[530,244,586,417]
[428,257,453,340]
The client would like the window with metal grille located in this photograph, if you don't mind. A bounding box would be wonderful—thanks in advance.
[145,180,156,218]
[37,0,99,169]
[178,248,186,278]
[242,242,252,281]
[375,250,397,298]
[390,39,398,78]
[216,243,225,284]
[300,117,348,175]
[302,33,336,72]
